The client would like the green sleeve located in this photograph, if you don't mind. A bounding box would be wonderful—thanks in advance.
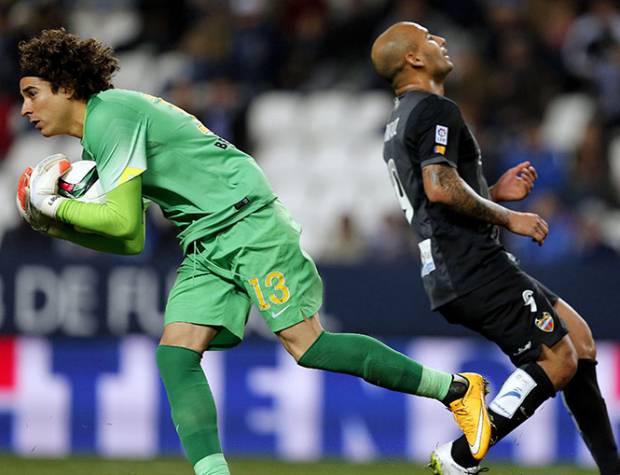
[47,221,144,255]
[52,176,145,255]
[57,176,143,239]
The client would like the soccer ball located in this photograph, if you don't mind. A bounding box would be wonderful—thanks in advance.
[58,160,105,203]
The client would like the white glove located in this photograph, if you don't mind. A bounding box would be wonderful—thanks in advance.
[16,166,53,232]
[29,153,72,218]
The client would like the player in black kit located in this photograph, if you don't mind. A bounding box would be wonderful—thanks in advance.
[371,22,619,475]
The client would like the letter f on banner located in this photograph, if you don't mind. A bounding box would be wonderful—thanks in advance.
[522,290,537,313]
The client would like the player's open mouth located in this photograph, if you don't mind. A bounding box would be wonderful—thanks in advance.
[32,120,41,129]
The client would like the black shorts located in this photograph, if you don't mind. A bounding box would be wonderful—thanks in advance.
[437,270,567,366]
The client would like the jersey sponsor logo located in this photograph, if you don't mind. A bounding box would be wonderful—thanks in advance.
[522,290,537,312]
[435,125,448,145]
[433,145,446,155]
[271,305,291,319]
[535,312,555,333]
[384,117,399,142]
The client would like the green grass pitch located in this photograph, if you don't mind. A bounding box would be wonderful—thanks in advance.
[0,455,598,475]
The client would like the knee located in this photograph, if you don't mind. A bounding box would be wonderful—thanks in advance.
[554,299,596,360]
[572,330,597,361]
[540,340,578,390]
[277,316,324,362]
[280,332,320,362]
[559,348,578,387]
[160,322,217,354]
[280,338,307,362]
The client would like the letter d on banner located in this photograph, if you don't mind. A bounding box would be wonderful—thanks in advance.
[15,265,60,334]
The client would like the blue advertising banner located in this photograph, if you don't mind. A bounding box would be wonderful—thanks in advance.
[0,336,618,467]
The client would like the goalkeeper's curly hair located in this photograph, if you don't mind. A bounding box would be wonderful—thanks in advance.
[18,28,119,101]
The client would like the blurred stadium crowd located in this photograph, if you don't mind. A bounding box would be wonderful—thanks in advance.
[0,0,620,266]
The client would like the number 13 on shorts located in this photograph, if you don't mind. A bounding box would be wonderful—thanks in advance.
[249,271,291,310]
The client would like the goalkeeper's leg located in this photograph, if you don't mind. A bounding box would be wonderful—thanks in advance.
[279,313,491,459]
[280,313,463,399]
[157,323,229,475]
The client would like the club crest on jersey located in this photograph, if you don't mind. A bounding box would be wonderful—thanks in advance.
[535,312,554,332]
[435,125,448,145]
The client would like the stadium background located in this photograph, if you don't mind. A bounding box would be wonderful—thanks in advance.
[0,0,620,471]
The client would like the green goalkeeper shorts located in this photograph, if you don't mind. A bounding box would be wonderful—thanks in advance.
[164,199,324,350]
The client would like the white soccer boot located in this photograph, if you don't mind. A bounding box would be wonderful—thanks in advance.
[428,442,488,474]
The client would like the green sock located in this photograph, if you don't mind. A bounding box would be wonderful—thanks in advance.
[156,345,229,473]
[298,332,452,400]
[194,453,230,475]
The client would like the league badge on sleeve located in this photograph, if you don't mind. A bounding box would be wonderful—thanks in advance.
[435,125,448,145]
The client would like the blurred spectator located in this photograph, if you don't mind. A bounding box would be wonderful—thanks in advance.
[526,0,577,85]
[321,213,368,264]
[116,0,190,53]
[500,120,569,198]
[180,8,235,82]
[164,77,246,145]
[574,200,620,261]
[7,0,66,38]
[563,0,620,125]
[0,2,20,95]
[0,94,13,159]
[368,212,416,263]
[202,78,247,144]
[487,30,557,129]
[230,0,284,93]
[504,192,578,265]
[276,0,330,89]
[568,118,616,206]
[164,78,205,119]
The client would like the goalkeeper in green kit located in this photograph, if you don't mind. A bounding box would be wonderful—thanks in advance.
[16,29,492,473]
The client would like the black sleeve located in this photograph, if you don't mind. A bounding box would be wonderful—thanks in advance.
[405,95,463,169]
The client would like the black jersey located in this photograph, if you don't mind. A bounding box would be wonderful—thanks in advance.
[382,91,517,309]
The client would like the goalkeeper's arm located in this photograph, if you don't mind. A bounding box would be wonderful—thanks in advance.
[50,176,146,255]
[48,220,144,255]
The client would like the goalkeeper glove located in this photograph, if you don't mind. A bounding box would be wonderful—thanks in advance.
[29,153,72,218]
[16,166,53,233]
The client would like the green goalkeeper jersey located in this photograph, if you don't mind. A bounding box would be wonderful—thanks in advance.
[80,89,276,252]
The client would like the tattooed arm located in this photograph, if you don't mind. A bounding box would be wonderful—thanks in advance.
[422,163,549,244]
[423,163,510,226]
